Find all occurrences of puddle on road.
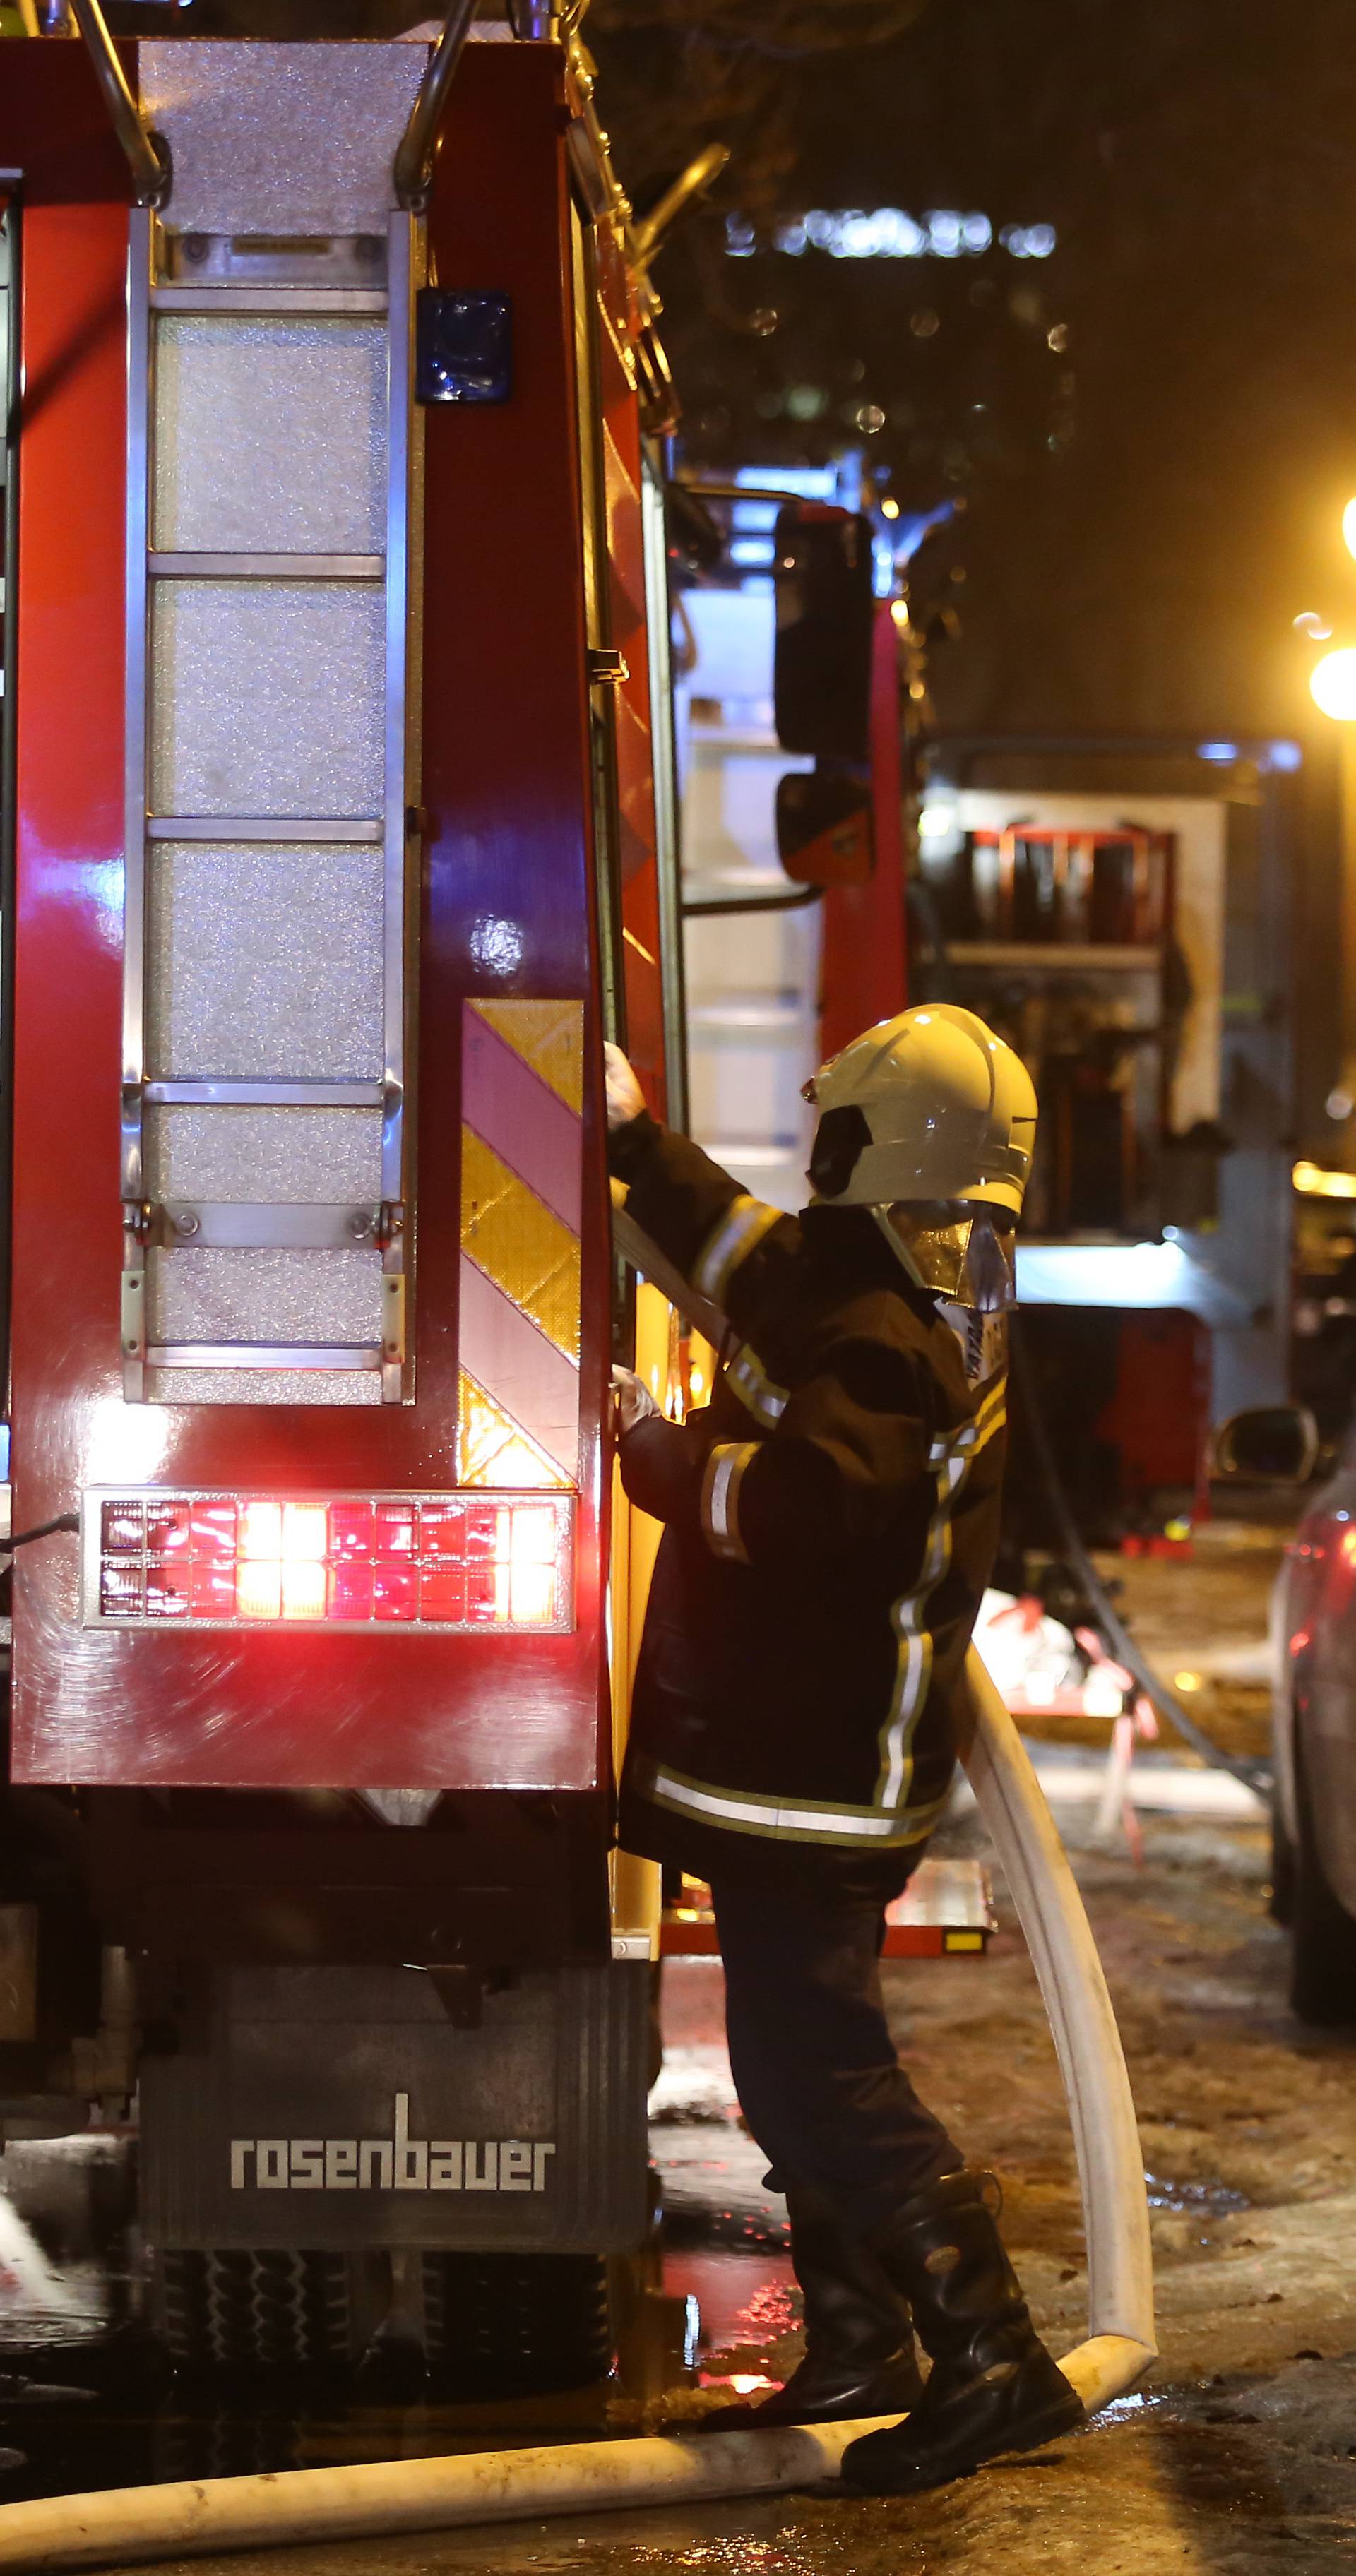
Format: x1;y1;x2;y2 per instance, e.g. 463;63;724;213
662;2249;797;2398
1144;2172;1251;2215
0;2342;634;2503
0;2258;797;2498
663;2249;795;2355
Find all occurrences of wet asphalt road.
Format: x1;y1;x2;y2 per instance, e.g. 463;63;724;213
1;1540;1354;2571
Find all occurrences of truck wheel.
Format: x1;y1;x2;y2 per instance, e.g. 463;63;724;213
421;2252;611;2398
156;2249;352;2379
1290;1735;1356;2025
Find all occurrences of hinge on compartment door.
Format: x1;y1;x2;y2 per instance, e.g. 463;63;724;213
121;1203;152;1397
588;645;629;689
377;1200;406;1398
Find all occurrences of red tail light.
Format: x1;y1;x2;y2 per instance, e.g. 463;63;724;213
85;1490;573;1633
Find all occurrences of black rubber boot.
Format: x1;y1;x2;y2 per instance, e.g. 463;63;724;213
840;2169;1083;2492
709;2181;924;2428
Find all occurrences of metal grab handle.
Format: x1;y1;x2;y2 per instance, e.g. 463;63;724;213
682;884;823;919
69;0;171;210
393;0;480;215
630;143;730;272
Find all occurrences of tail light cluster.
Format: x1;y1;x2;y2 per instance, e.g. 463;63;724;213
85;1490;573;1633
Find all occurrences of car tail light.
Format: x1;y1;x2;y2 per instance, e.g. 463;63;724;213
85;1490;573;1633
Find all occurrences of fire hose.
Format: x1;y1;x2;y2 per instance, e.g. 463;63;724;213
0;1219;1155;2570
1010;1325;1270;1794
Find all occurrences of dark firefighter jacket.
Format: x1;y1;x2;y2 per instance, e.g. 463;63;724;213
609;1110;1009;1892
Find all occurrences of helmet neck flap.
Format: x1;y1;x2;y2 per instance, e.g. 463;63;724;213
871;1203;1018;1313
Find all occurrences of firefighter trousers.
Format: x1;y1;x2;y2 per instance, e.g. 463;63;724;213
709;1864;963;2233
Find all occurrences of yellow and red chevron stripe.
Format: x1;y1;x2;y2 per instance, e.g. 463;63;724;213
457;1001;583;1489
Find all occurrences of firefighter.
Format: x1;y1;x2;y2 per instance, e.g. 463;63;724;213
607;1004;1083;2496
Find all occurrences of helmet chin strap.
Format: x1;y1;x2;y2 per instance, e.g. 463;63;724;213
870;1204;932;1292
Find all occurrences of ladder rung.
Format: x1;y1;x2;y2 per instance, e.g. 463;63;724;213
146;1344;383;1371
143;1080;386;1107
145;818;384;844
151;287;388;316
149;554;385;582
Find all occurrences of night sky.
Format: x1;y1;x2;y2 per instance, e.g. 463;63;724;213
93;0;1356;750
589;0;1356;747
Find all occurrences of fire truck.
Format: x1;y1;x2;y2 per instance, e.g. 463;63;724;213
0;9;699;2385
675;482;1299;1517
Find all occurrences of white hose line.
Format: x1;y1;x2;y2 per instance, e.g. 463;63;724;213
0;2417;890;2571
962;1645;1158;2411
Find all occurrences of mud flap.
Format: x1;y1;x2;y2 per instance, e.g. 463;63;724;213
140;1960;650;2253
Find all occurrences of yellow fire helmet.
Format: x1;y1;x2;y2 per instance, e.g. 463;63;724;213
805;1006;1038;1312
806;1004;1037;1214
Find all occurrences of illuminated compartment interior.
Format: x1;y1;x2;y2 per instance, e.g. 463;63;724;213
88;1492;573;1633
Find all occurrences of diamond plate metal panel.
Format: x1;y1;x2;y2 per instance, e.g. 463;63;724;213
145;1105;383;1204
153;318;387;557
139;41;427;237
144;1366;382;1407
146;1246;383;1347
150;582;385;821
146;843;384;1081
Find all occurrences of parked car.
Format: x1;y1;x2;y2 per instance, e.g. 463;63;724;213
1219;1403;1356;2022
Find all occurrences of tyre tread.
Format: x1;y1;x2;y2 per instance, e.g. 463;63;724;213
422;2251;610;2397
158;2248;351;2375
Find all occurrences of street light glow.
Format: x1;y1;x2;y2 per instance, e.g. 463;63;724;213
1310;646;1356;720
1294;1159;1356;1196
1343;499;1356;562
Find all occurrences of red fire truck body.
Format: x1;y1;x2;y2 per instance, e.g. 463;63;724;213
0;23;684;2366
